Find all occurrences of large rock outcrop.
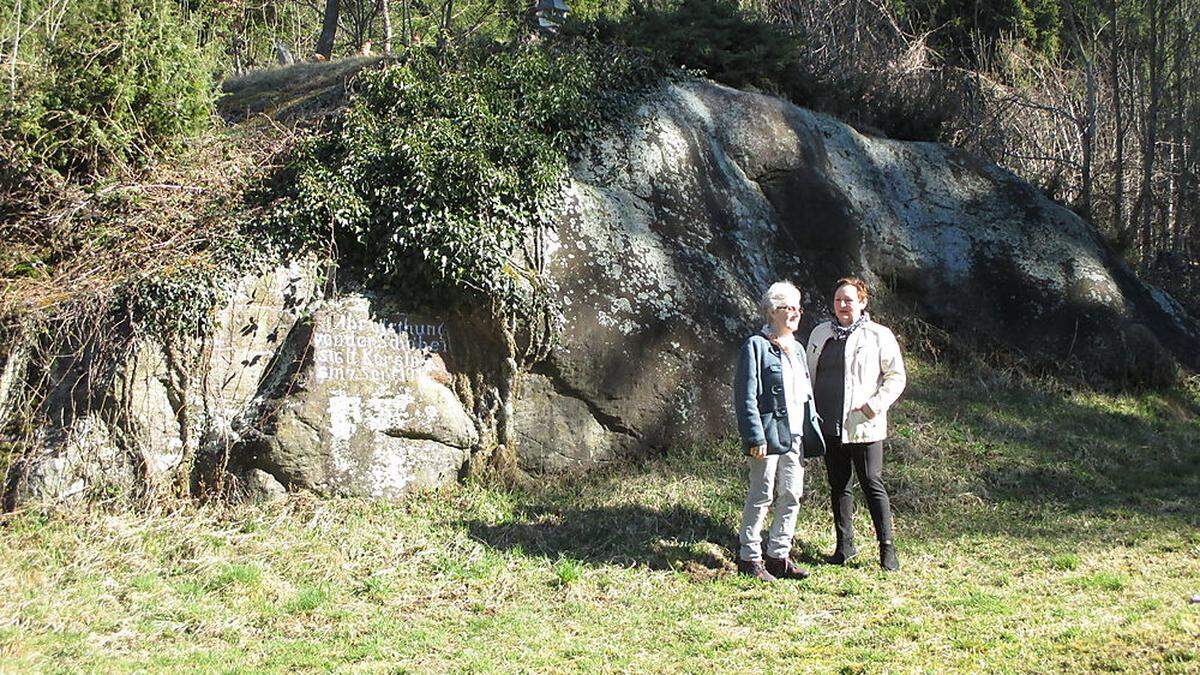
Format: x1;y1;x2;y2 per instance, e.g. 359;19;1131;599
5;79;1199;505
513;79;1199;470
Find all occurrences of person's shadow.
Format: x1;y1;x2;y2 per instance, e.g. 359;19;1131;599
466;501;827;575
465;503;742;573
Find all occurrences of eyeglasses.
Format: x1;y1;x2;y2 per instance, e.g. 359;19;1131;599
774;305;801;313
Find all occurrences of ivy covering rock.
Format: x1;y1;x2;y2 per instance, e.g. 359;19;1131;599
259;40;666;321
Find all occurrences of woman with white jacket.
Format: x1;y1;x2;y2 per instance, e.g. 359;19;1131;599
807;277;906;571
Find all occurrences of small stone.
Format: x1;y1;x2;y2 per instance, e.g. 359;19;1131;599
242;468;288;502
1190;594;1200;604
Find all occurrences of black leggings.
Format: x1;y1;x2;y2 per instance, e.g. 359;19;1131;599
824;437;894;548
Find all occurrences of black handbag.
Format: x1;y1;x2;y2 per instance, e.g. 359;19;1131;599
801;400;827;458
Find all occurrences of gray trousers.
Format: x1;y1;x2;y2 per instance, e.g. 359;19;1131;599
738;450;804;561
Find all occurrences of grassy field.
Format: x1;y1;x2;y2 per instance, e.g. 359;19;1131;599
2;358;1199;672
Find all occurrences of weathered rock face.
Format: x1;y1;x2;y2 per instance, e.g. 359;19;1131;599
6;78;1199;506
8;261;323;505
8;263;482;506
240;296;476;499
13;416;138;504
513;79;1200;468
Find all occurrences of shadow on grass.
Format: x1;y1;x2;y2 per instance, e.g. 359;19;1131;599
462;448;833;570
465;362;1200;564
466;503;739;571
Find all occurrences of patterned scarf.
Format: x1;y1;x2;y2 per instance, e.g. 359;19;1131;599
831;312;870;341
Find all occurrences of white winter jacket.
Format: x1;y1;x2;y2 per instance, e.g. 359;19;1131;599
806;319;906;444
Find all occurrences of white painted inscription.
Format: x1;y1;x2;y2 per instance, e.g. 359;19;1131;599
312;306;450;383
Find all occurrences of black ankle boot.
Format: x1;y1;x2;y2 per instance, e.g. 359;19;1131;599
823;544;859;565
880;541;899;571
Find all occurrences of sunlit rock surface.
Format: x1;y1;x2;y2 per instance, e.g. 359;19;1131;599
513;80;1198;469
8;79;1199;506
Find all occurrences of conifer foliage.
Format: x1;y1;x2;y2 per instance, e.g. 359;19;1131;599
1;0;215;184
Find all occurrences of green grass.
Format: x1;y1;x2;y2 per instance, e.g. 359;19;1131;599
553;557;585;587
1;357;1198;671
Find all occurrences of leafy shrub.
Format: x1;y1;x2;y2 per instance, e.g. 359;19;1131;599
112;225;274;337
565;0;803;96
260;40;664;316
0;0;216;183
895;0;1062;66
564;0;953;141
789;58;964;141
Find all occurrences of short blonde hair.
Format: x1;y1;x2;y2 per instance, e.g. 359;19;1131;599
759;281;802;319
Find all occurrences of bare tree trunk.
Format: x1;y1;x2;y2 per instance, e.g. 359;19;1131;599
403;0;412;46
316;0;340;59
8;0;21;98
1138;0;1162;265
1185;0;1200;257
1077;31;1098;222
1169;0;1189;252
1111;0;1128;247
438;0;454;49
379;0;393;55
1130;49;1145;257
1167;69;1179;253
1188;124;1198;258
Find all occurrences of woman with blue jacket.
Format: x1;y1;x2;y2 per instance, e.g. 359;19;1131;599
733;281;826;582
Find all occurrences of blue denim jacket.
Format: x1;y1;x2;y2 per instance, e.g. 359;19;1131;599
733;334;826;457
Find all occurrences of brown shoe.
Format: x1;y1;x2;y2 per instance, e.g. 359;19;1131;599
736;558;777;582
764;555;811;580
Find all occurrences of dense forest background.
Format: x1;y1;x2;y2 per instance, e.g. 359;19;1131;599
2;0;1199;310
